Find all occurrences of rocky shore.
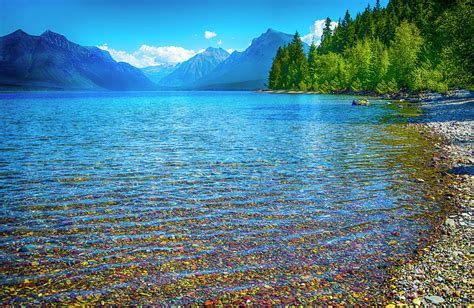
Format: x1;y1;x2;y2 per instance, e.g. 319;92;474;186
257;89;473;305
257;88;472;103
381;96;473;305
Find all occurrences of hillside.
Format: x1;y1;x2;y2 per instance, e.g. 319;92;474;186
0;30;155;90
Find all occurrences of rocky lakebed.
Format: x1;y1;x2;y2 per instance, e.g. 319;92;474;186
380;94;473;305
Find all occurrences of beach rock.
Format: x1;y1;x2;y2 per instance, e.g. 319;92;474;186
413;298;421;305
425;295;445;304
447;89;472;98
445;218;456;228
380;101;473;305
352;99;369;106
18;244;37;253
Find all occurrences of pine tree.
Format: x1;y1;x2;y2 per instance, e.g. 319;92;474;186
267;0;473;94
279;46;290;89
319;17;334;54
287;32;309;90
307;41;318;90
375;0;382;12
342;10;355;49
269;47;283;89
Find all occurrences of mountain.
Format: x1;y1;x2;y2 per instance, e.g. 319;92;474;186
0;30;155;90
141;64;177;84
192;29;309;90
158;47;229;87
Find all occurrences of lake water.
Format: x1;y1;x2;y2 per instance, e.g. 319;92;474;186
0;91;442;304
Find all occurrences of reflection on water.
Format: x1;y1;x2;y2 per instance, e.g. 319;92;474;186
0;91;441;304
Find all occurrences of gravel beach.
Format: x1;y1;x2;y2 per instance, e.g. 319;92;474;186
381;96;473;305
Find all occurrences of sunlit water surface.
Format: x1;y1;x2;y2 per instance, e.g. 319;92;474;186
0;91;441;304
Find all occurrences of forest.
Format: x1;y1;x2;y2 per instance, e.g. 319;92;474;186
268;0;473;94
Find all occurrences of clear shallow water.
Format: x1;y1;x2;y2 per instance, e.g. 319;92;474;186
0;91;441;304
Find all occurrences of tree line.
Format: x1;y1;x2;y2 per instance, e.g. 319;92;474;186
269;0;473;94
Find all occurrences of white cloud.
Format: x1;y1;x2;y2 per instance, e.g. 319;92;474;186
226;48;235;54
217;39;223;45
204;30;217;39
138;45;197;64
97;44;199;68
301;19;338;46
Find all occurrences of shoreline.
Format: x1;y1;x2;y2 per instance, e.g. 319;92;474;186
256;89;473;102
380;99;473;304
260;89;473;304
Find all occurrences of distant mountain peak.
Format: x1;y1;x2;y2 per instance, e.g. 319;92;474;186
41;30;63;38
12;29;27;36
251;28;289;45
0;29;155;90
39;30;71;48
5;29;29;39
205;46;226;52
201;47;229;58
265;28;279;34
158;46;229;87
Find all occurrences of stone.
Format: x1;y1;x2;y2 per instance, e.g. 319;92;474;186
425;295;445;305
18;245;36;253
445;218;456;228
352;99;369;106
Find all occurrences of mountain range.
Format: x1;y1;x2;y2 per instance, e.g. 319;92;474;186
192;29;309;90
0;28;307;91
0;30;154;90
141;64;177;84
158;47;229;88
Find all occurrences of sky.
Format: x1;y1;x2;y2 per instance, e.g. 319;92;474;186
0;0;388;67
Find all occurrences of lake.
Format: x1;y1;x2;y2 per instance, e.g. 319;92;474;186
0;91;443;304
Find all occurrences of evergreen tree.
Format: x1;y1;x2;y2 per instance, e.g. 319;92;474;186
269;47;283;89
319;17;334;54
287;32;309;90
343;10;355;49
307;41;318;90
375;0;382;12
279;46;291;88
388;21;424;90
333;10;354;52
268;0;473;93
435;0;473;87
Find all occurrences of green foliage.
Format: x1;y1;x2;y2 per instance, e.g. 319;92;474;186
350;79;363;92
345;39;374;89
269;47;283;89
313;52;348;93
307;41;318;90
388;21;424;90
376;78;399;94
413;59;448;93
268;0;473;93
434;0;473;87
268;32;309;91
319;18;335;54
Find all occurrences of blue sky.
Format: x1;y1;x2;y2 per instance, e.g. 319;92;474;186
1;0;388;67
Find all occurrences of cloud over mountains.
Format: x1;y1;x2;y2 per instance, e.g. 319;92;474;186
98;44;202;68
